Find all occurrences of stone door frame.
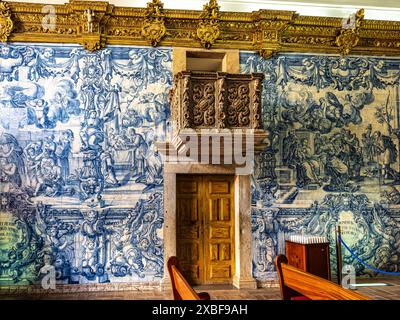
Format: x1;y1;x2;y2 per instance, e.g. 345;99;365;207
161;163;257;289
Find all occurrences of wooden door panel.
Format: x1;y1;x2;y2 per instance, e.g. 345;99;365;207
210;243;219;261
209;181;230;194
210;198;231;221
210;264;232;279
219;243;231;261
177;175;235;285
178;242;199;262
177;198;200;238
176;175;204;284
209;226;230;239
209;243;231;261
177;180;198;194
204;176;235;284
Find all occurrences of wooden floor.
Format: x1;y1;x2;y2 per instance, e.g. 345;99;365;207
3;277;400;300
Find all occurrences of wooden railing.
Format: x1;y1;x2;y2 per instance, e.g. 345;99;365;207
275;254;371;300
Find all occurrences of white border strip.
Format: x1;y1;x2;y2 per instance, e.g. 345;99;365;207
7;0;400;21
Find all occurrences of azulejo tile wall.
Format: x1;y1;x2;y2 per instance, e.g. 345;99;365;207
2;43;400;288
0;44;172;285
241;52;400;280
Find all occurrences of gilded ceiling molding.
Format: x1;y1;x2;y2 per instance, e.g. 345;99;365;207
72;0;112;52
141;0;166;47
0;1;13;43
252;10;297;59
3;0;400;56
335;9;364;55
196;0;221;49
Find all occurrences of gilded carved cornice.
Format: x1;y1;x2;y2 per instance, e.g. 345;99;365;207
197;0;220;49
141;0;166;47
2;0;400;56
335;9;364;55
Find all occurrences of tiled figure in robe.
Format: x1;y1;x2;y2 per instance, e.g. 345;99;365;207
0;133;24;191
80;61;106;119
48;80;80;126
128;128;148;183
101;147;119;187
103;83;122;132
55;130;74;181
34;157;62;197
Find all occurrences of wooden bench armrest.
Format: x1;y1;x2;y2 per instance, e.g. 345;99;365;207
167;256;211;300
274;254;371;300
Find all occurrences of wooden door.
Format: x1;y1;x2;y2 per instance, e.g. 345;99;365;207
176;175;235;285
176;175;204;284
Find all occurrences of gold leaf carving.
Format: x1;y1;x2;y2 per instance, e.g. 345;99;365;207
0;1;13;43
259;49;275;59
197;0;220;49
141;0;166;47
81;33;105;51
336;9;364;55
78;6;109;52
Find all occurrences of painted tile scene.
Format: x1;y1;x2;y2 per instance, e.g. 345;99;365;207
1;0;400;303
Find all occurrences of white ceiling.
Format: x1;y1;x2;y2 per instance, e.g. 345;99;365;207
9;0;400;21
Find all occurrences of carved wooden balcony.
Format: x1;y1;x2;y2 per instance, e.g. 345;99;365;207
170;71;265;131
157;71;269;167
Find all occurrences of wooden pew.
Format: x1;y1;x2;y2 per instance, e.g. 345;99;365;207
167;256;211;300
275;254;371;300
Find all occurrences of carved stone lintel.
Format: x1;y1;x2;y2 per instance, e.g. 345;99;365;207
141;0;166;47
0;1;13;43
336;9;364;55
197;0;220;49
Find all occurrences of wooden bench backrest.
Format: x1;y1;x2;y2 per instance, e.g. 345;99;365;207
167;256;202;300
275;254;371;300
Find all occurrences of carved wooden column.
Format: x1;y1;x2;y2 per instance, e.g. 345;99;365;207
251;74;263;130
216;73;227;129
181;72;193;129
